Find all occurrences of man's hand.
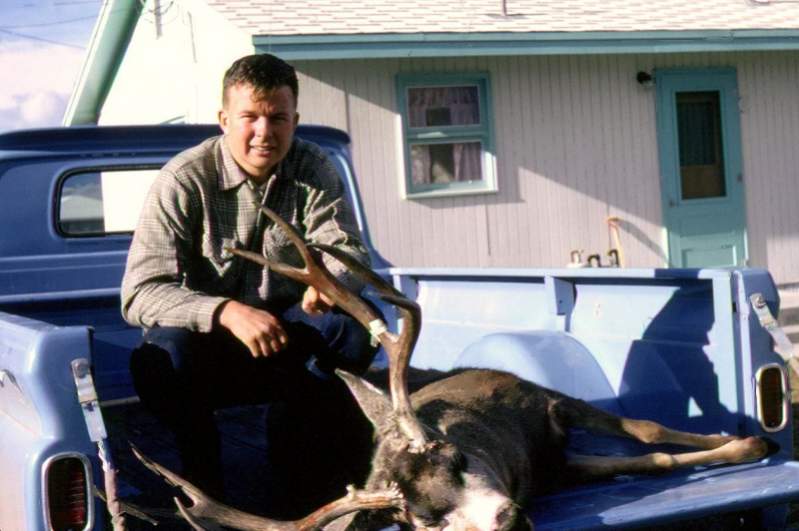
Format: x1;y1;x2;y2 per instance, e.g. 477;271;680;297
216;300;288;358
302;286;335;316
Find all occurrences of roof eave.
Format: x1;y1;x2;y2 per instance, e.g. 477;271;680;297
253;29;799;60
63;0;143;126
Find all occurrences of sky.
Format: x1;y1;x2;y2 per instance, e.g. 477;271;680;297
0;0;101;132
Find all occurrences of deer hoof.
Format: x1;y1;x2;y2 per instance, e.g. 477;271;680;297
726;436;777;463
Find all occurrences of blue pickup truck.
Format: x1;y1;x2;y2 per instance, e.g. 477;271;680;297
1;124;799;530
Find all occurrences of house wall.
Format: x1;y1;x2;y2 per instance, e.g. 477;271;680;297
293;52;799;285
99;33;799;284
100;0;251;124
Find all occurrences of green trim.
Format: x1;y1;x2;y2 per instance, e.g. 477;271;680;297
396;73;496;198
63;0;144;125
254;29;799;59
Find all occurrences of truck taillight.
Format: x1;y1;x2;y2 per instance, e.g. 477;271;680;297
756;364;789;433
45;455;92;531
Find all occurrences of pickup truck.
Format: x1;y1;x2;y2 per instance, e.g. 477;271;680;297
1;123;799;531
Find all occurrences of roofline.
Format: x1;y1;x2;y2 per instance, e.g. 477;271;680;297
63;0;143;126
254;29;799;59
63;18;799;125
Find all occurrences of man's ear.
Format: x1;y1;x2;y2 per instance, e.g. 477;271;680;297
293;112;300;129
218;108;229;133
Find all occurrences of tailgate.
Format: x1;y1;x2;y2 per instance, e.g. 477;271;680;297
532;459;799;529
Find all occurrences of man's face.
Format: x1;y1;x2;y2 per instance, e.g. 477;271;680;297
218;83;299;182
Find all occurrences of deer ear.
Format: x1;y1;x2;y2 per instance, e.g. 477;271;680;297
335;369;392;430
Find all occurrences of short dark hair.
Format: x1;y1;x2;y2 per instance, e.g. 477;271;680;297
222;53;299;107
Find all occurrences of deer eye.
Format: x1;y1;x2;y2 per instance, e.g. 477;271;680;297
415;515;448;528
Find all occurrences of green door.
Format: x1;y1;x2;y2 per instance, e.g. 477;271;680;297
655;68;747;267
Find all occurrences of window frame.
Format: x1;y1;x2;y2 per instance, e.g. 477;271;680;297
396;73;497;199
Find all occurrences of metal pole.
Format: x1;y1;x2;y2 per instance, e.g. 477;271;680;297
72;359;127;531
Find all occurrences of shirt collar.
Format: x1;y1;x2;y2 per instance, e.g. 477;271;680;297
217;136;250;191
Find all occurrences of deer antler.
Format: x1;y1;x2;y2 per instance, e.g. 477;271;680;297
131;445;404;531
228;206;427;449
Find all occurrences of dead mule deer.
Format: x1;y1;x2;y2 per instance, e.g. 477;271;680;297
135;206;775;531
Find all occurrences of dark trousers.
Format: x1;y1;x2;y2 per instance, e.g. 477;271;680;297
129;305;378;509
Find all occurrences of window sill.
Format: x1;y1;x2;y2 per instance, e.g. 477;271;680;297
403;185;498;200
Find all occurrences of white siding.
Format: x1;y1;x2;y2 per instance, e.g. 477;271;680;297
101;0;252;125
738;52;799;287
294;52;799;285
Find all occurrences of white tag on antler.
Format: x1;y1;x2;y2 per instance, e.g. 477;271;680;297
369;319;388;345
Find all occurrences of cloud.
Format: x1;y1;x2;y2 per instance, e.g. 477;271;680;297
20;91;69;127
0;41;85;131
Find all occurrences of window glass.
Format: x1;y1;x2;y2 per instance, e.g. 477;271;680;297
676;91;726;200
407;86;480;127
398;75;495;198
410;141;482;185
59;168;159;235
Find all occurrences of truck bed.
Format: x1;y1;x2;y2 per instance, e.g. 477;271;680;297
105;402;275;530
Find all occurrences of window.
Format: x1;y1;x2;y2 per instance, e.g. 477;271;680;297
58;168;159;236
676;91;726;200
397;74;496;198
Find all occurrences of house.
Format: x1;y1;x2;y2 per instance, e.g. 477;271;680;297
65;0;799;287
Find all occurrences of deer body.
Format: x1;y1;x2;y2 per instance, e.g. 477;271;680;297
406;369;566;501
342;366;771;531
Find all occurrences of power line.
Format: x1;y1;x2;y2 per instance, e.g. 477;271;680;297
0;27;84;48
0;14;97;29
53;1;102;5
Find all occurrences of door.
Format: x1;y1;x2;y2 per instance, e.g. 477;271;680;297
655;68;747;268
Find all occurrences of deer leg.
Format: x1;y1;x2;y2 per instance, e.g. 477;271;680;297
565;436;770;481
549;396;737;450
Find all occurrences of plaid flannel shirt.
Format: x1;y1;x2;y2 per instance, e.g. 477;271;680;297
121;134;369;332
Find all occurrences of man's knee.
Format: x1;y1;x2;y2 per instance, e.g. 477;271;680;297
135;327;197;368
129;327;198;404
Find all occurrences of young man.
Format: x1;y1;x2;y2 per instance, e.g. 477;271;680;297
121;54;376;507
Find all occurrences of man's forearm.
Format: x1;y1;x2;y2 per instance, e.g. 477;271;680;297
122;281;229;332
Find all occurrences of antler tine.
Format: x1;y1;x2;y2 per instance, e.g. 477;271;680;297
308;243;405;300
294;484;405;530
309;244;425;444
230;207;428;447
132;445;405;531
230;206;383;332
308;244;423;357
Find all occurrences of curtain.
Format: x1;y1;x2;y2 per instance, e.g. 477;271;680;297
407;86;483;185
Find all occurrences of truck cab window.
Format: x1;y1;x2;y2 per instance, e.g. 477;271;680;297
59;168;159;236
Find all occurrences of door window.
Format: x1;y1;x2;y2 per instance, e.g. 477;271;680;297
676;91;726;200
